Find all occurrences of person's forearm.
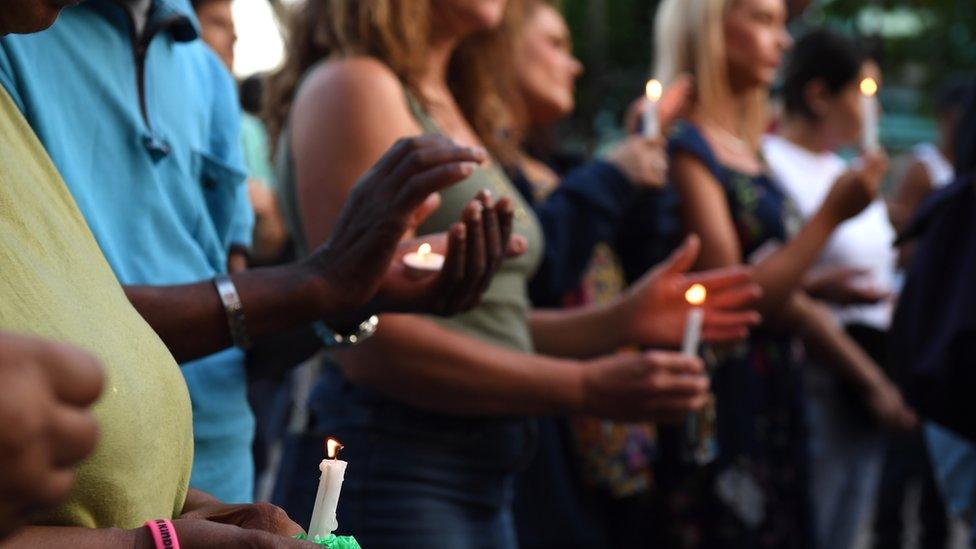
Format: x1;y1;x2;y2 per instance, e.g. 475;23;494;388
752;209;838;319
126;261;358;363
788;292;885;391
336;314;584;416
529;303;629;359
1;526;142;549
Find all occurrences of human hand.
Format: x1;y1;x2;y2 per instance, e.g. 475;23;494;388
865;378;918;432
804;266;890;306
0;332;103;538
180;501;305;538
615;235;762;348
375;190;527;316
624;74;695;135
821;149;888;225
133;519;315;549
582;350;710;422
303;135;488;315
604;136;669;189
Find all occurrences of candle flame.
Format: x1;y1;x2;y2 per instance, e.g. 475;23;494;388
325;436;344;460
860;77;878;97
418;243;432;258
645;79;663;102
685;283;707;306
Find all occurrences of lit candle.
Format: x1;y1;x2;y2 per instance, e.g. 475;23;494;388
681;283;706;355
642;79;663;140
860;77;880;151
403;242;445;273
680;283;717;464
308;437;347;539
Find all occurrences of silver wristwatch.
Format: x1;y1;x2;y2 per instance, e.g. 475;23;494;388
314;315;380;347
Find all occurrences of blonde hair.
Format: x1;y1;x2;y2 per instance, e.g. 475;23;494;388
263;0;430;159
264;0;523;166
653;0;768;149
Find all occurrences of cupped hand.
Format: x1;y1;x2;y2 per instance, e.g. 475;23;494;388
582;350;710;422
822;149;889;225
304;135;488;315
375;190;527;316
615;235;762;348
0;332;103;538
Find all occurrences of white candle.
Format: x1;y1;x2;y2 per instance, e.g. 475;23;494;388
860;77;880;151
681;283;706;356
308;437;348;539
642;79;663;140
680;283;716;464
403;242;445;273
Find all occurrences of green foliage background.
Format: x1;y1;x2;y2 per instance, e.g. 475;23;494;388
557;0;975;151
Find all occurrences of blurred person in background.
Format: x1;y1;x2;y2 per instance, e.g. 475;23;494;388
762;28;916;549
654;0;914;546
498;1;696;547
193;0;290;266
264;0;762;545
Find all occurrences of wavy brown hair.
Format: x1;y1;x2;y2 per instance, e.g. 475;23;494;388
263;0;524;166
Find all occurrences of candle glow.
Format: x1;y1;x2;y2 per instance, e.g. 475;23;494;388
645;79;663;102
685;284;707;306
860;77;878;97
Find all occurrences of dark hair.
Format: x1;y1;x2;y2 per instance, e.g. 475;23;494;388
782;28;865;120
239;74;264;116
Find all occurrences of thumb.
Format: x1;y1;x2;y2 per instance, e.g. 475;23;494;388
662;234;701;275
407;192;442;232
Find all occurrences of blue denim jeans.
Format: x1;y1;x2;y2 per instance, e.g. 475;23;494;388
274;367;534;548
805;362;885;549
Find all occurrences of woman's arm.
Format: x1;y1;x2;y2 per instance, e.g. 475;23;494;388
338;314;708;421
294;57;708;421
888;160;934;235
788;292;917;429
530;235;761;358
671;150;886;320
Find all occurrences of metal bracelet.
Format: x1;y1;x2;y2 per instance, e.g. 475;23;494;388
213;274;252;350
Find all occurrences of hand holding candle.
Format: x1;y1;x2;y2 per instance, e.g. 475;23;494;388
860;77;880;151
308;437;348;539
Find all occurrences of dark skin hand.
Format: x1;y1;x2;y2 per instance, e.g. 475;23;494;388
0;332;103;539
126;135;524;363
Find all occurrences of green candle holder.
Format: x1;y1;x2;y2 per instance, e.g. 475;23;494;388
293;533;362;548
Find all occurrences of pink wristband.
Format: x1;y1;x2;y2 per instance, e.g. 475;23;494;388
144;519;180;549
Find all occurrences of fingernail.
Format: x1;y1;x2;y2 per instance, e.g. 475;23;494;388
462;162;478;174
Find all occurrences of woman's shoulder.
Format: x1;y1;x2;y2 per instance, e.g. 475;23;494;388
667;120;722;176
291;56;419;137
294;56;407;117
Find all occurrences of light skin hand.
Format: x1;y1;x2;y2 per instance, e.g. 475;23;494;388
615;235;762;348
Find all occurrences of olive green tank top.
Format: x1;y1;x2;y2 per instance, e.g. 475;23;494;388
404;92;544;352
276;87;543;352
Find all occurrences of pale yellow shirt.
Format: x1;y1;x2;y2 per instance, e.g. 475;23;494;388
0;86;193;528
